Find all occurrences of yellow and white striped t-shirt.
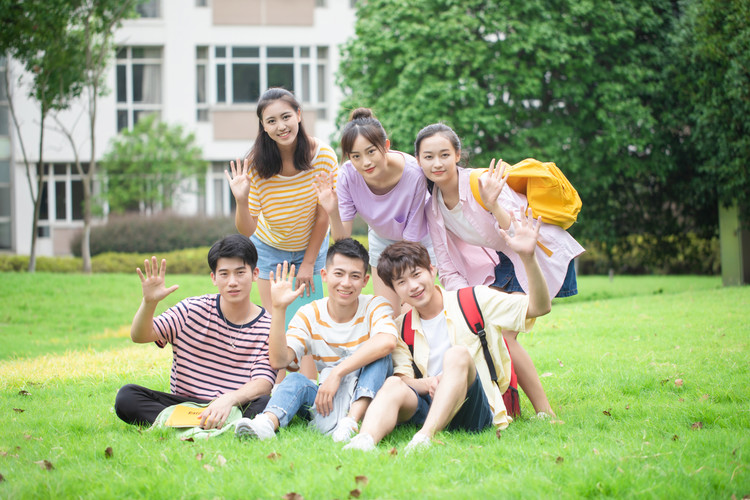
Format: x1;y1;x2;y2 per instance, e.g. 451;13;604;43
285;295;397;373
248;142;338;252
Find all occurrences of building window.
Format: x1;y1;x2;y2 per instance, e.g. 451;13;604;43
37;163;89;224
195;0;208;6
116;47;163;132
137;0;161;18
213;45;328;108
205;162;236;216
196;46;209;122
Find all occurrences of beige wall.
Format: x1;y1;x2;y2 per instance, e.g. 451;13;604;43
53;227;79;256
213;109;317;141
213;0;314;26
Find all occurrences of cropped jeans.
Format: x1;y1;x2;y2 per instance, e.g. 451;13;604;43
264;355;392;428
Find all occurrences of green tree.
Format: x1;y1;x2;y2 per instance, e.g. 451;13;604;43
338;0;701;251
101;114;206;214
0;0;86;271
666;0;750;223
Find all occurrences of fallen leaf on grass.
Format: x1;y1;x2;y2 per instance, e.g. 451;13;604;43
12;408;24;413
540;372;553;378
23;435;42;441
195;453;203;461
674;379;684;387
701;394;710;401
625;405;630;410
267;452;281;461
602;410;612;417
216;455;227;467
34;460;54;470
104;447;113;459
691;422;703;430
389;447;398;456
282;493;303;500
678;398;685;402
556;456;564;463
203;464;214;472
349;489;361;498
180;436;194;442
496;428;502;439
550;419;565;425
355;476;368;486
0;473;4;482
18;390;30;396
660;379;670;385
592;448;599;455
672;435;679;441
557;359;564;367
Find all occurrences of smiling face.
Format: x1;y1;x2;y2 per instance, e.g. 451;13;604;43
391;264;438;313
417;133;460;189
261;99;302;148
211;257;258;305
321;253;369;310
347;135;390;181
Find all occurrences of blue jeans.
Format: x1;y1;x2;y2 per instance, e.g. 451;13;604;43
264;355;393;428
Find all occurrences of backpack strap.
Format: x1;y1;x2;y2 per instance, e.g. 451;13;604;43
399;311;423;379
457;287;498;383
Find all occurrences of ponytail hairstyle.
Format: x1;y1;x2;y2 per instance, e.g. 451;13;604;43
414;123;463;194
247;88;313;179
340;107;388;159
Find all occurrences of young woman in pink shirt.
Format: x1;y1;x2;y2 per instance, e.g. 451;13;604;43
414;122;584;418
314;108;434;314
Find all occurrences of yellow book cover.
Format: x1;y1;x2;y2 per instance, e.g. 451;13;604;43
164;404;204;428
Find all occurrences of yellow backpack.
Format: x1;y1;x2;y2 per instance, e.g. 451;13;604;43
469;158;582;230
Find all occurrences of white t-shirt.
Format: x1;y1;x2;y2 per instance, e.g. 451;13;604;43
436;189;488;247
420;311;451;377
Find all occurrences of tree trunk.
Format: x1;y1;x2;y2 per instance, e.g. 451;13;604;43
28;107;47;273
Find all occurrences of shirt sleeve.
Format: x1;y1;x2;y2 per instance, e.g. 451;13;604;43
152;300;190;348
247;172;262;217
337;164;358;222
401;168;429;242
285;307;313;371
366;297;398;338
476;286;534;332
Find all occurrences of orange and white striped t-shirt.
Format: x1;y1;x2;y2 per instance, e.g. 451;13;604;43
247;142;338;252
285;294;397;373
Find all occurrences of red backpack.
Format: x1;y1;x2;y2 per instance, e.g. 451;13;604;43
400;287;520;418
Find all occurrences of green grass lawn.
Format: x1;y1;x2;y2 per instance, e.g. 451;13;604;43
1;273;748;498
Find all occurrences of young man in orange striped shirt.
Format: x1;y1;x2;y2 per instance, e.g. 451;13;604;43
235;238;397;443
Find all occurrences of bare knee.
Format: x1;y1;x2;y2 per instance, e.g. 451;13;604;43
443;345;473;373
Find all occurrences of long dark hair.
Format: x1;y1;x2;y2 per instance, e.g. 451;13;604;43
414;123;463;194
247;88;314;179
340;108;388;159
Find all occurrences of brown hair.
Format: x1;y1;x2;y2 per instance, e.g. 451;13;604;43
376;241;432;290
340;107;388;159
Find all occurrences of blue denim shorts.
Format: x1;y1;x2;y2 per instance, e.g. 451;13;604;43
492;251;578;298
251;233;329;280
404;375;493;433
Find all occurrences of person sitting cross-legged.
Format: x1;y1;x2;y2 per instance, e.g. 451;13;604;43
114;234;276;430
235;238;397;443
344;209;551;453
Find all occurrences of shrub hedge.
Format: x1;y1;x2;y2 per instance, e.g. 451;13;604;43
2;232;717;275
70;214;238;256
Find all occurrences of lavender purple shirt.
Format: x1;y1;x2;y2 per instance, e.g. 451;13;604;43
337;151;429;242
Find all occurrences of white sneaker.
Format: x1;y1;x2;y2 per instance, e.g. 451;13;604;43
342;433;376;452
235;414;276;440
331;416;359;443
404;432;431;454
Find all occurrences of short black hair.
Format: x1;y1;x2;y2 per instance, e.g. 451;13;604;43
207;234;258;273
326;238;369;273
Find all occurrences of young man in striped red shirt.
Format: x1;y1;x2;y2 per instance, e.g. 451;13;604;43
235;238;398;443
114;234;276;429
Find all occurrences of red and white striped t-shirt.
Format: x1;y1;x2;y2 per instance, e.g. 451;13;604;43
153;294;276;399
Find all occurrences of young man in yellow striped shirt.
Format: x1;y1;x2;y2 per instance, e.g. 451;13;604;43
235;238;397;442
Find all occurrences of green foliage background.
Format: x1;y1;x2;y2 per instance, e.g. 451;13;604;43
337;0;750;254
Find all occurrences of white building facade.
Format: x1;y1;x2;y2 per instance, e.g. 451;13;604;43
1;0;356;256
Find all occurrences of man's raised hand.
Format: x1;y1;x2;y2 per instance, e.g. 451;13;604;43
137;256;179;304
270;261;306;310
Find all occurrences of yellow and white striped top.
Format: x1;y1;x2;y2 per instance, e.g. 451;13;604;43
286;295;397;373
248;142;338;251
